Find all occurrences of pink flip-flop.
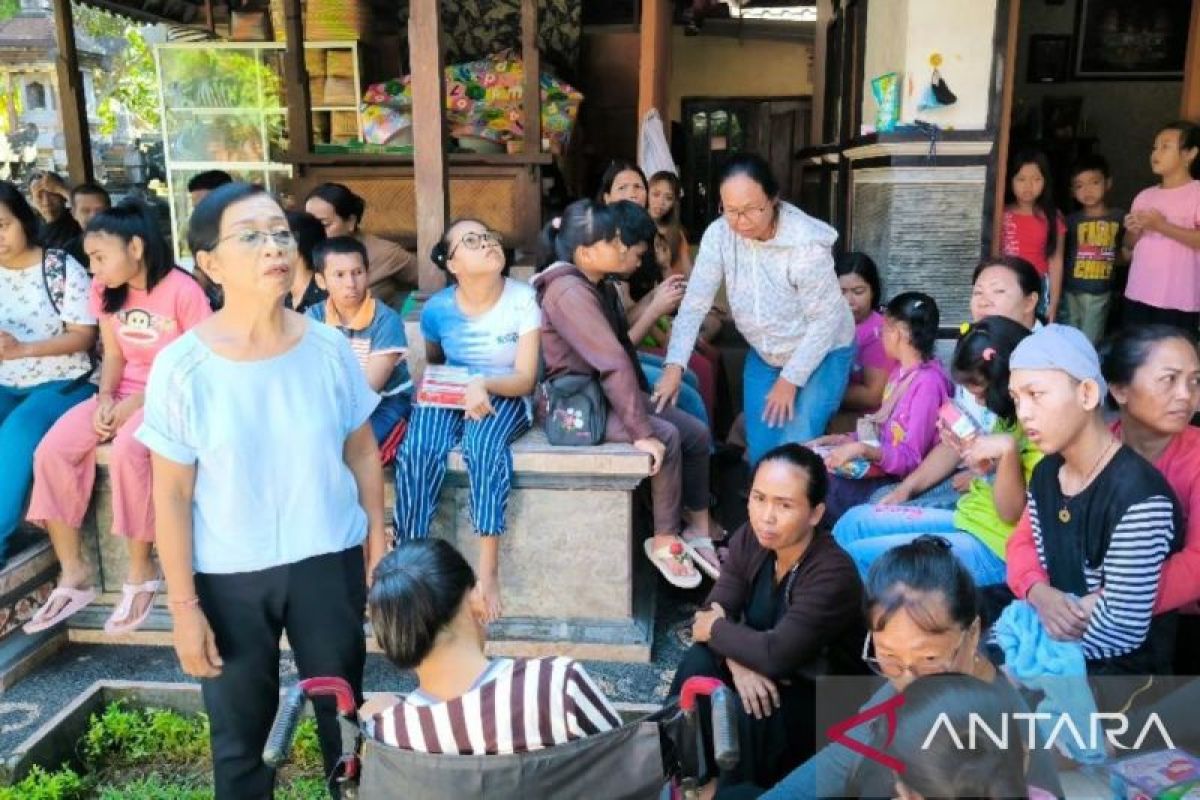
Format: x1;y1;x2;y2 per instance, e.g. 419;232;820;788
103;579;163;636
23;586;98;634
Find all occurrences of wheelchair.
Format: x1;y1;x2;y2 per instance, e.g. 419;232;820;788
263;675;740;799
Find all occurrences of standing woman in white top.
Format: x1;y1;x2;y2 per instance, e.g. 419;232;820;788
653;154;856;465
137;184;387;798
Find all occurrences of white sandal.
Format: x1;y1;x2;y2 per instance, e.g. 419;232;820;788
103;579;163;635
643;538;702;589
681;536;721;581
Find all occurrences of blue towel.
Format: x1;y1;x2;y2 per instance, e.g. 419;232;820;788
991;600;1106;764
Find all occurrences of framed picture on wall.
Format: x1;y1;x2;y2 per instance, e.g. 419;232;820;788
1027;35;1072;83
1074;0;1191;79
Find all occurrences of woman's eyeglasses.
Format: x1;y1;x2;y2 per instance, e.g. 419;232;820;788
216;229;297;250
448;230;502;258
861;628;970;679
719;203;771;223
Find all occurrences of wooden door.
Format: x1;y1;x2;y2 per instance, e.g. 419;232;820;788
679;96;812;237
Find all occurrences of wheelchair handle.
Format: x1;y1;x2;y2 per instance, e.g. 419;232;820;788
710;685;740;773
263;677;357;768
679;677;724;713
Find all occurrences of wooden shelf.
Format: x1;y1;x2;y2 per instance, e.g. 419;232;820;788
287;151;555;167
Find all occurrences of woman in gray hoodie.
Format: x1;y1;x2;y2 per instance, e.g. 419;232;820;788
653;154;855;467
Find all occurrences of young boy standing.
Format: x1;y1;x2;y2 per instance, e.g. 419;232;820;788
307;236;412;443
1062;155;1123;344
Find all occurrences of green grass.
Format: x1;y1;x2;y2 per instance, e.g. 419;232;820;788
1;701;327;799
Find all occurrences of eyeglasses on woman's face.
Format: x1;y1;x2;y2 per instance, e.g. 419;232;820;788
448;230;502;259
861;627;970;679
216;228;297;251
719;203;771;223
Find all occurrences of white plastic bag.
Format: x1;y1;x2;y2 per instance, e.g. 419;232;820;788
638;108;676;178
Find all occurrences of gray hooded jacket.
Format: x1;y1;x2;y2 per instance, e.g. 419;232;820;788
665;201;855;387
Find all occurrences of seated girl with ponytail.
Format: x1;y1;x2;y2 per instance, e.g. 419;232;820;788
833;316;1040;585
533;199;715;589
392;219;540;624
24;199;211;635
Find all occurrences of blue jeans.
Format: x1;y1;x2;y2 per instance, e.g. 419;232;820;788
832;504;1007;585
744;344;854;465
369;392;411;444
639;357;709;428
0;379;96;551
867;474;963;510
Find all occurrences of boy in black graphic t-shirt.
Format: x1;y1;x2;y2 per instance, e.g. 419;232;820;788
1063;155;1124;344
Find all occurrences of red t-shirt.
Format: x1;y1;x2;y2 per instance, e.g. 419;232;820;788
1002;209;1066;276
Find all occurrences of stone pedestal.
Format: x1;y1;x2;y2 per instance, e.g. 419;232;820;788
73;433;656;662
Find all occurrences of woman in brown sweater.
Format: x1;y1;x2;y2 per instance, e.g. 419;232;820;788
533;199;713;589
673;442;864;791
304;183;416;308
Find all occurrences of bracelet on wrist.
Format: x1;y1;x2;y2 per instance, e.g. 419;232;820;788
169;597;200;610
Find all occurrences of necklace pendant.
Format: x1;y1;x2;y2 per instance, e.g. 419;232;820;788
1058;507;1072;524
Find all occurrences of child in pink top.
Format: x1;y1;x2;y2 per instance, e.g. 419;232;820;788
25;201;211;636
1123;120;1200;332
1002;151;1066;322
836;253;897;415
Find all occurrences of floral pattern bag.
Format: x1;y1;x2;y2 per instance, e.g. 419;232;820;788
542;374;606;447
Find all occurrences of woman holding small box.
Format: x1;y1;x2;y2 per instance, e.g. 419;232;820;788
393;219;540;624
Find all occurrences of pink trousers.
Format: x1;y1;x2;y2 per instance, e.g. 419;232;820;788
27;395;154;542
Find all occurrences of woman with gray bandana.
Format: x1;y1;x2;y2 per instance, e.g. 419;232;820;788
1007;324;1181;677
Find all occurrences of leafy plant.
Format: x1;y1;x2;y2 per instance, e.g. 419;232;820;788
81;701;210;770
95;775;212;800
0;765;88;800
6;702;323;797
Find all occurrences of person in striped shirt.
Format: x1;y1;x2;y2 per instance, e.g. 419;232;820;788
1006;325;1182;676
364;539;622;755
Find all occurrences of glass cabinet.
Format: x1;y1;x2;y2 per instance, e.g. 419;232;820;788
155;41;362;261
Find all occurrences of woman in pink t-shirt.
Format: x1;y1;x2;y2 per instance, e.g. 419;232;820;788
836;252;897;416
1124;120;1200;333
1001;150;1066;322
25;201;211;636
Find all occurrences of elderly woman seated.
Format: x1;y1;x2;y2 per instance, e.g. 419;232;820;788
363;539;621;755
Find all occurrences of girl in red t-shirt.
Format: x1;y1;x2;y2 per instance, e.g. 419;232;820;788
1001;150;1066;322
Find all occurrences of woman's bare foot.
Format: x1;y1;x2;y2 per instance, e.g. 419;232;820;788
478;574;503;624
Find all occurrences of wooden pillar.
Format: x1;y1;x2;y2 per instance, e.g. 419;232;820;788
51;0;93;185
990;0;1020;255
409;0;449;292
282;0;313;162
521;0;541;154
637;0;671;127
516;0;542;247
811;0;833;144
3;72;16;138
1182;0;1200;120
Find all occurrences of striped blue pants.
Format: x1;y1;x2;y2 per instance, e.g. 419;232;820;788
393;396;529;540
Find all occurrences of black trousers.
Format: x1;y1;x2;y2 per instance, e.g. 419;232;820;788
196;546;367;800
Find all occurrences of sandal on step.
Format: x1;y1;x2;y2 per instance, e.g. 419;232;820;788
103;579;163;635
681;536;721;581
23;586;98;634
643;538;702;590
